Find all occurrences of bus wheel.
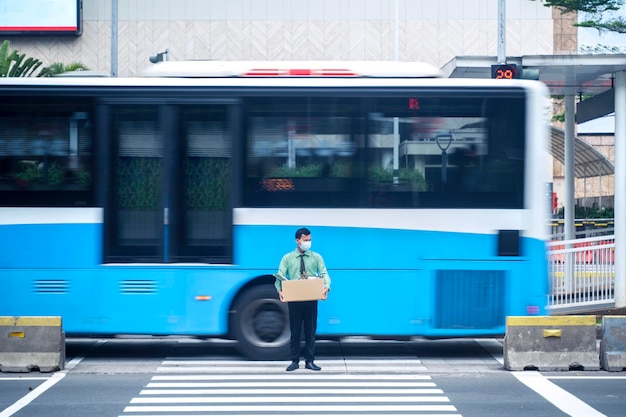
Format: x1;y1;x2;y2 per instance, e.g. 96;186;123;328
231;284;290;360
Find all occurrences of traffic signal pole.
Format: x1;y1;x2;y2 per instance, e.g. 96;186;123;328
615;72;626;308
498;0;505;64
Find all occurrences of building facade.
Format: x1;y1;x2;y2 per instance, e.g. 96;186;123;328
4;0;569;77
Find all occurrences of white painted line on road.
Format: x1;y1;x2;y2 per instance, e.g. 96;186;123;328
123;404;458;413
156;365;428;373
513;371;607;417
152;373;432;380
0;373;67;417
130;395;450;403
158;358;427;373
140;387;445;395
120;415;463;417
477;338;608;416
0;351;89;417
119;414;462;417
548;375;626;380
147;381;437;388
161;359;423;365
0;377;48;381
475;338;504;365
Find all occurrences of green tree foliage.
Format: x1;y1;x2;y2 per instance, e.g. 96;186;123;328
39;61;90;77
0;40;44;77
555;205;614;219
534;0;626;33
579;43;626;53
1;40;89;77
542;0;623;14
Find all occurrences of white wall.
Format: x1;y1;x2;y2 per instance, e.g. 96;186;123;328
6;0;554;76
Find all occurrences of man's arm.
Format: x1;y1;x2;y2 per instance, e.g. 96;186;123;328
275;254;290;299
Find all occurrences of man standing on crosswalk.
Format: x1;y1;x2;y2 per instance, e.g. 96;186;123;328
275;227;331;371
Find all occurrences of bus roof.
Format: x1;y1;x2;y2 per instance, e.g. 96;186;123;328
0;75;548;97
139;60;443;78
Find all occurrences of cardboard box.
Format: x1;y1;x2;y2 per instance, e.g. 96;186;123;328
281;278;324;302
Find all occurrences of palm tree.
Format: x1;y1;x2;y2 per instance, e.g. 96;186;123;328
0;40;89;77
40;61;90;77
0;40;44;77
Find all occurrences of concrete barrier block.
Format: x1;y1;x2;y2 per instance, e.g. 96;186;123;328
0;316;65;373
504;315;599;371
600;316;626;372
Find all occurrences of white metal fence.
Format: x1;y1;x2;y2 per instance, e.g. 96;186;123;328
546;235;615;313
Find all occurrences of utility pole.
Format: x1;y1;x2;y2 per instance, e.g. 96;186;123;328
394;0;399;61
111;0;118;77
498;0;505;64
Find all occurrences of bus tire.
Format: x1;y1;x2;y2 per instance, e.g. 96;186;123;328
231;284;290;360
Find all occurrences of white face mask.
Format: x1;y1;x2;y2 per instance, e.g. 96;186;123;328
299;240;312;251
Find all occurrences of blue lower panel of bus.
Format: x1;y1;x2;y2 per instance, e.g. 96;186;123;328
0;223;101;268
315;258;543;338
1;222;547;338
435;269;505;329
239;224;547;338
3;266;519;337
1;266;252;336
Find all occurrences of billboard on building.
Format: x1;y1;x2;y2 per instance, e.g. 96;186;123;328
0;0;82;36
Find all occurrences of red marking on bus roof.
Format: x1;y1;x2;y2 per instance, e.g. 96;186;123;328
243;68;358;77
288;68;312;76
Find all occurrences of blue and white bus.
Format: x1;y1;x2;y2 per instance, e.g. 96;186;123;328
0;61;549;359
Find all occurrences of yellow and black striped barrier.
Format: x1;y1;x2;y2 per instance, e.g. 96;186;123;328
504;316;599;371
0;316;65;373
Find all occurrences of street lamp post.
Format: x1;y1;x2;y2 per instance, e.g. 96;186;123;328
111;0;118;77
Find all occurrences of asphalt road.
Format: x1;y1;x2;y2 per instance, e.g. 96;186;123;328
1;337;625;417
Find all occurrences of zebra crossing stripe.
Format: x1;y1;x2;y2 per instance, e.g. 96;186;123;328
157;358;427;373
123;404;458;413
140;388;444;395
160;359;424;365
120;414;462;417
146;381;438;388
130;395;450;403
151;374;433;380
120;359;459;417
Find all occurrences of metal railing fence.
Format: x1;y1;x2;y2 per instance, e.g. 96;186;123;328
546;235;615;313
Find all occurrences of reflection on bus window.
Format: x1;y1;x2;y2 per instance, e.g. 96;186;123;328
367;96;525;208
0;98;93;206
242;94;525;209
244;97;362;208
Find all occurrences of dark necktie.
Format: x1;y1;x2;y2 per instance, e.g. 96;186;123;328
300;254;305;276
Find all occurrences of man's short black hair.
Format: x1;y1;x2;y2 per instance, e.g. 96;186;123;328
295;227;311;239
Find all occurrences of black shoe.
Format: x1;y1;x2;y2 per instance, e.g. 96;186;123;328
286;361;299;371
305;361;321;371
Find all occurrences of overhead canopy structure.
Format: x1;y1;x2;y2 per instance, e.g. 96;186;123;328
550;126;614;178
441;54;626;96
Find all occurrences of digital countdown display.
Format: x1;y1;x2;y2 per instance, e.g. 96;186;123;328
0;0;82;36
491;64;518;79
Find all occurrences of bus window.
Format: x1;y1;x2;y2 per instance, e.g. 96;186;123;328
105;107;163;262
171;105;232;262
0;97;94;207
244;97;362;208
367;94;525;209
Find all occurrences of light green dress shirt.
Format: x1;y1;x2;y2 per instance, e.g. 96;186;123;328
275;248;331;292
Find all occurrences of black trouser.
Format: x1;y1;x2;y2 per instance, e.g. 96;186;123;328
287;300;318;363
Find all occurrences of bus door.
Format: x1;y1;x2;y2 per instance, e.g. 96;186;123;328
99;101;237;264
